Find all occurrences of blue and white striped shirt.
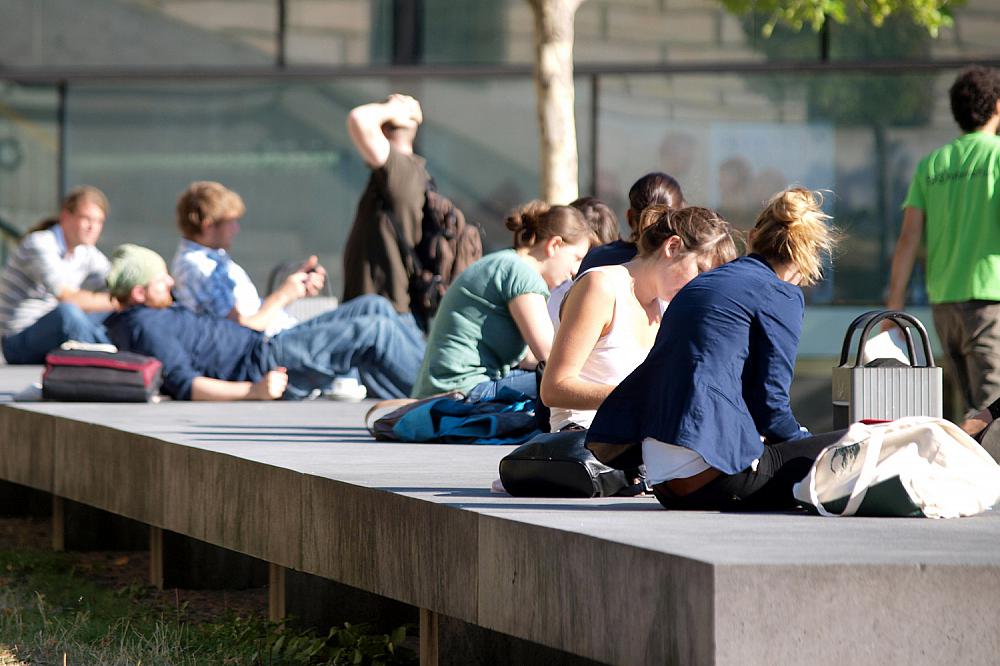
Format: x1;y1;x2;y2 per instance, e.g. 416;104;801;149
170;239;296;336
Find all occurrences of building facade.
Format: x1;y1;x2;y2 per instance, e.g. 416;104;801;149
1;0;999;306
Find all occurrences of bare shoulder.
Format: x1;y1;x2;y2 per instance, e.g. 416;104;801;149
574;267;622;298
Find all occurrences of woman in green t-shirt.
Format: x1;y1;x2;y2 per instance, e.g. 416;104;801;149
412;201;596;400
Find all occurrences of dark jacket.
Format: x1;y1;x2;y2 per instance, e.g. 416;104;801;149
342;147;429;312
106;305;270;400
578;239;637;274
587;255;807;474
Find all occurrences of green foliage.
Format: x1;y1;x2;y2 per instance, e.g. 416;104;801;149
720;0;964;37
0;547;417;665
324;622;416;665
735;6;935;126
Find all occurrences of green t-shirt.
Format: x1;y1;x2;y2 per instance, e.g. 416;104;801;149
412;249;549;397
903;131;1000;303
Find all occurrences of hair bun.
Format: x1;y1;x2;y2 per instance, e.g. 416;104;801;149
768;187;826;227
751;187;837;286
505;200;551;246
506;200;547;231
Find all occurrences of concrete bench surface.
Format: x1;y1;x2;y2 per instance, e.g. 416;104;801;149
1;366;998;665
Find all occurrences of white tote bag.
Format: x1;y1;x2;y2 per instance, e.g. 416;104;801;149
793;416;1000;518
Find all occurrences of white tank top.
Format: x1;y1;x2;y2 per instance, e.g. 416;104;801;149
548;265;659;430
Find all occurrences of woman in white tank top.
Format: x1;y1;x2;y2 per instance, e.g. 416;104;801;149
541;205;738;431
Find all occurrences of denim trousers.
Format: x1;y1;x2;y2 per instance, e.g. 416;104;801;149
1;303;111;365
466;368;538;402
652;429;848;512
267;295;426;400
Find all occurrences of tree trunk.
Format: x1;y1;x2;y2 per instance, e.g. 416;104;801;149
529;0;584;204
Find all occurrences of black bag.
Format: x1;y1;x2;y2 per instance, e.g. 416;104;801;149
499;429;644;498
43;349;163;402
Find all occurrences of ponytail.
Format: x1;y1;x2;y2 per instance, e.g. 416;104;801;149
749;187;839;286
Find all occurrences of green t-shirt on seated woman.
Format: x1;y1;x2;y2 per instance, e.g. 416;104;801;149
412;249;549;398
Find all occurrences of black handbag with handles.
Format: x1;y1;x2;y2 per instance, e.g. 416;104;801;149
499;429;645;498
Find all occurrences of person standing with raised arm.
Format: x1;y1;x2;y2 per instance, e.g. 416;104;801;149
343;94;429;314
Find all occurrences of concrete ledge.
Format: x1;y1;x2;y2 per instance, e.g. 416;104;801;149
0;367;998;664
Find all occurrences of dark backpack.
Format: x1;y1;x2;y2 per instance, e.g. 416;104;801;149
408;191;483;331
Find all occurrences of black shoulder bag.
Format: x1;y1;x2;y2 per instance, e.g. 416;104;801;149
499;429;647;498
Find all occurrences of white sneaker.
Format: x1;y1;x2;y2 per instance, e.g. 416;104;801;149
324;377;368;402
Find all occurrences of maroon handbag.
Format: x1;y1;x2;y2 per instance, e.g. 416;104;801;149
43;349;163;402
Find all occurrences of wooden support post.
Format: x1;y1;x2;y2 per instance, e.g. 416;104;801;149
51;496;64;552
419;608;439;666
268;563;286;622
149;526;163;590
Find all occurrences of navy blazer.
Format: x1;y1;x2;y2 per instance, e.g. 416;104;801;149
578;239;638;273
587;254;807;474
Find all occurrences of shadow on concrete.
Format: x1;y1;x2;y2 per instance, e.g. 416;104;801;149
188;436;374;443
182;425;529;446
379;487;664;510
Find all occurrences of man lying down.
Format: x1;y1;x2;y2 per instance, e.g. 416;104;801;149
103;244;424;401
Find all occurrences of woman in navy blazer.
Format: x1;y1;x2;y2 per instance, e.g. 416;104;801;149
587;187;841;511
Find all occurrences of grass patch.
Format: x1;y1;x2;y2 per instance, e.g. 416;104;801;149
0;547;416;665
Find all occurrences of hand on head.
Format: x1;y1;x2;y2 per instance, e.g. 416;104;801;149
386;93;422;127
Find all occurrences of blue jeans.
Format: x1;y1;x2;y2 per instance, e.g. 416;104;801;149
267;295;426;399
1;303;111;365
466;368;538;402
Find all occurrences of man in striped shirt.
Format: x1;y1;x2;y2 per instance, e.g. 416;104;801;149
0;186;117;364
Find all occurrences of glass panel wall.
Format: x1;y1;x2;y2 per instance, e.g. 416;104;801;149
595;69;963;305
65;80;363;292
61;77;592;296
0;83;59;236
2;0;997;305
52;66;977;305
418;76;594;241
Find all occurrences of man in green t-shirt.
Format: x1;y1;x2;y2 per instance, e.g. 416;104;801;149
886;66;1000;421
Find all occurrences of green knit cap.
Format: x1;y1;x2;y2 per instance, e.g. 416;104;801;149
106;244;168;299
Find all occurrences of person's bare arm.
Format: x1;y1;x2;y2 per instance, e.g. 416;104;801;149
346;94;422;168
961;409;992;437
508;293;555;366
882;207;925;330
540;273;617;410
57;287;118;312
190;368;288;401
232;257;325;332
